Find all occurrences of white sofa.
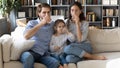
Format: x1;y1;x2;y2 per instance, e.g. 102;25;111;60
1;27;120;68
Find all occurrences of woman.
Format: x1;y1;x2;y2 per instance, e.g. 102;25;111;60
64;2;106;63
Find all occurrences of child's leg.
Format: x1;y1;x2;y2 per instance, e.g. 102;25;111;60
59;53;67;65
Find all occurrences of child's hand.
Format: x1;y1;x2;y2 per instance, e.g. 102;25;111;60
54;46;60;51
62;27;69;34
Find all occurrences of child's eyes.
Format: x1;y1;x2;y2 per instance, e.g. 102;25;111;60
58;26;65;28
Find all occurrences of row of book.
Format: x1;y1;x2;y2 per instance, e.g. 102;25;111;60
103;17;117;27
50;0;75;5
18;8;36;18
75;0;85;5
102;0;118;5
52;9;69;18
21;0;33;5
86;12;96;22
86;0;101;5
103;9;119;16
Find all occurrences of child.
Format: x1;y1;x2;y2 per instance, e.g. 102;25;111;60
50;19;75;68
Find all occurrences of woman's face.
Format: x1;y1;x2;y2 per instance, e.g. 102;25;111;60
70;5;81;17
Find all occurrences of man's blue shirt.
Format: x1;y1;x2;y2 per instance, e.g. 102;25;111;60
24;18;54;55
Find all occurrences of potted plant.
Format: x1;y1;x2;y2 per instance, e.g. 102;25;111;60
0;0;21;17
0;0;21;32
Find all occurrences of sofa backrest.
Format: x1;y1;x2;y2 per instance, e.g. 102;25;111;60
88;28;120;53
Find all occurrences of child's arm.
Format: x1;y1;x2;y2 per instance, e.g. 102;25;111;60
50;36;60;52
67;32;75;42
63;27;75;42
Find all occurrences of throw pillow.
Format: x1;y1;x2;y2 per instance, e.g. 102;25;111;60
10;39;35;60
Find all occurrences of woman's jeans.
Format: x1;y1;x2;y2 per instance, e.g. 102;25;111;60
20;51;60;68
64;41;92;63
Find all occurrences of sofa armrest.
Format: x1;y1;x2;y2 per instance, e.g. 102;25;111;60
0;38;3;68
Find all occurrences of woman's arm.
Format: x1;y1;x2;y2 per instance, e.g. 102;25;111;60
80;22;89;42
75;21;82;42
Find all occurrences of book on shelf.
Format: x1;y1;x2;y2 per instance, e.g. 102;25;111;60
110;0;118;5
21;0;33;5
102;0;110;5
52;9;69;18
57;0;62;5
76;0;85;5
102;0;118;5
103;17;111;27
103;9;118;16
18;12;25;18
28;8;32;17
106;9;113;16
86;12;96;22
115;9;119;16
51;0;57;5
86;0;101;5
50;0;75;5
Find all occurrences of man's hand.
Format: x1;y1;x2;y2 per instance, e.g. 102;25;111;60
43;14;51;24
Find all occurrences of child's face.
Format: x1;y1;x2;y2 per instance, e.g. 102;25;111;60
56;22;65;34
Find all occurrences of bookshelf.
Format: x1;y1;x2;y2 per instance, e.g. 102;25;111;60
16;0;47;21
17;0;119;29
47;0;119;29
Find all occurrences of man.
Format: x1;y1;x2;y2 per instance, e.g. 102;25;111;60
20;3;61;68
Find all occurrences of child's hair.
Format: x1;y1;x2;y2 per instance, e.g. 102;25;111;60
53;19;66;34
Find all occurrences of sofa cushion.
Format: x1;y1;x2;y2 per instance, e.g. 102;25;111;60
1;34;12;62
106;58;120;68
4;61;47;68
77;60;107;68
10;39;34;60
88;28;120;53
68;63;77;68
34;63;47;68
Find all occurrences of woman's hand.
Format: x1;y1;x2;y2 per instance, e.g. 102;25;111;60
72;14;80;24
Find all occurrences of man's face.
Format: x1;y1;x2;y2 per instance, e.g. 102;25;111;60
39;7;51;19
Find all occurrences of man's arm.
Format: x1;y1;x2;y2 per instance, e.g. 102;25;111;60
24;20;46;39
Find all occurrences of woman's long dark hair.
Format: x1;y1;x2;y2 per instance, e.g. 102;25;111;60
69;2;85;21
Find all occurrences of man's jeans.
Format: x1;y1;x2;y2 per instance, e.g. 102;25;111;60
20;51;60;68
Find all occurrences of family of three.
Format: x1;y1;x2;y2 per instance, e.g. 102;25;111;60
20;2;106;68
